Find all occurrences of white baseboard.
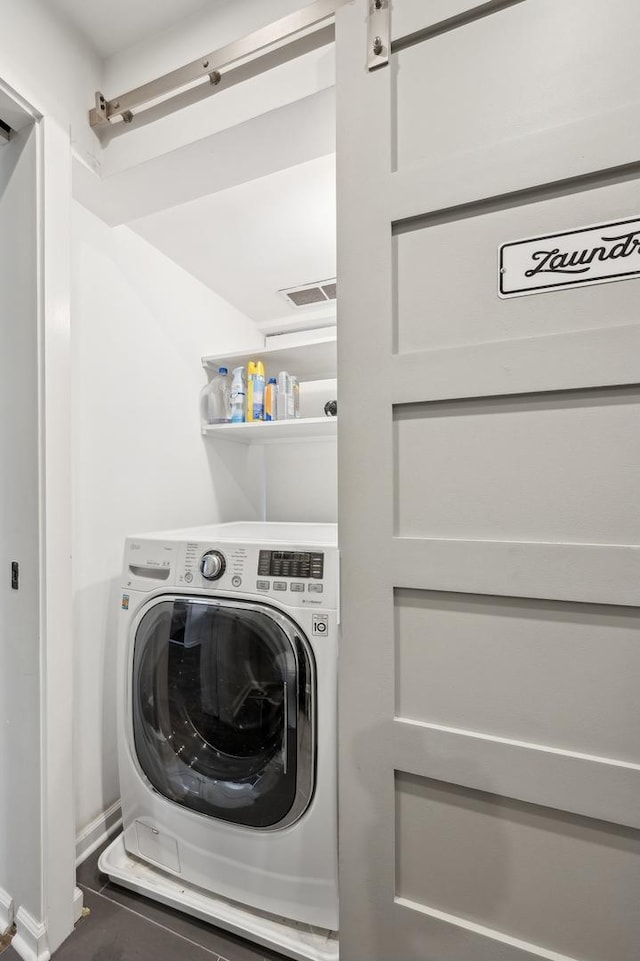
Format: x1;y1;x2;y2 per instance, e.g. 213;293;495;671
73;887;83;924
12;906;49;961
75;800;122;867
0;886;14;936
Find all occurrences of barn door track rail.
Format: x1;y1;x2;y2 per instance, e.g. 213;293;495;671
89;0;349;138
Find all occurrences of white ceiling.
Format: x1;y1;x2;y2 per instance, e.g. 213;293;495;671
129;153;336;326
48;0;220;59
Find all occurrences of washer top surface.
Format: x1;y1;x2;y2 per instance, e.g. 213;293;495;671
130;521;338;547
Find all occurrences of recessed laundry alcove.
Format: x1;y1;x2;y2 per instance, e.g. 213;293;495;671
67;5;339;956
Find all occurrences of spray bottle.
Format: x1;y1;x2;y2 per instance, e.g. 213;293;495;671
246;361;257;422
253;361;265;421
265;377;277;421
230;366;246;423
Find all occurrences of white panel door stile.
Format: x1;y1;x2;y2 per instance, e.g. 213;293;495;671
336;2;640;961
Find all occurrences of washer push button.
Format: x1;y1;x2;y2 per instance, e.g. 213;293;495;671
290;583;305;592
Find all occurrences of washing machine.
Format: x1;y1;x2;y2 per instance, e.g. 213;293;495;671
99;522;339;960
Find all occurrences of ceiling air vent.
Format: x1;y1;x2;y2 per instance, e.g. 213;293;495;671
280;278;337;308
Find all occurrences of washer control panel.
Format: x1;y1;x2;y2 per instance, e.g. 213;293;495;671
175;540;336;610
123;535;337;611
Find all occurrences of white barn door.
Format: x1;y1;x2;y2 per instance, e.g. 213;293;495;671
336;2;640;960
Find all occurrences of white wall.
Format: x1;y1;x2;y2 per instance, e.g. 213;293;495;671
265;441;338;523
265;379;338;524
71;202;263;832
0;125;42;924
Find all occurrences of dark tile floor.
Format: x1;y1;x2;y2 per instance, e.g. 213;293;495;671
1;839;286;961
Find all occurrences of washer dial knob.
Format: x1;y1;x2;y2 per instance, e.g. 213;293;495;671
200;550;226;580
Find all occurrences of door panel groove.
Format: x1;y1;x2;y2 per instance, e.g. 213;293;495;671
389;113;640;223
393;382;640;417
390;325;640;403
394;897;582;961
394;717;640;773
391;539;640;606
393;719;640;830
392;161;640;235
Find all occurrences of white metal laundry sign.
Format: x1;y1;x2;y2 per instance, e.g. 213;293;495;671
498;217;640;297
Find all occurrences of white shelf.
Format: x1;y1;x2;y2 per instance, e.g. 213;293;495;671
202;417;337;445
202;331;336;383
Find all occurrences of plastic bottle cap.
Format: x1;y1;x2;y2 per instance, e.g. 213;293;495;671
268;377;277;384
218;367;228;374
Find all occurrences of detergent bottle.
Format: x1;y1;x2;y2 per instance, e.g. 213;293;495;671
199;366;231;425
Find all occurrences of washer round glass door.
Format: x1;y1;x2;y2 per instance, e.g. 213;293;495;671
131;596;315;829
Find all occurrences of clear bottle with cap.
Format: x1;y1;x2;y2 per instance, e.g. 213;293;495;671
291;375;300;419
230;366;246;423
277;371;291;420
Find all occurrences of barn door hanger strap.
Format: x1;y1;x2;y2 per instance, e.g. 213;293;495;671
368;0;390;70
89;0;349;134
